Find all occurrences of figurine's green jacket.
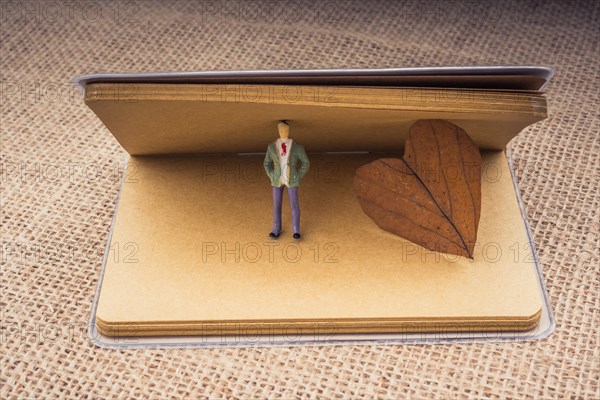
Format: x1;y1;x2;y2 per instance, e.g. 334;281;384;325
263;142;310;188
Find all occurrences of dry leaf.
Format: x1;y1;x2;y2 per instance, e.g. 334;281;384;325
354;120;482;258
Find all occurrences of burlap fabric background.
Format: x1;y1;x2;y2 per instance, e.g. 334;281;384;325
1;0;598;398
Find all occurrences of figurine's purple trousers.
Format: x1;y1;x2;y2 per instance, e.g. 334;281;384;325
272;186;300;235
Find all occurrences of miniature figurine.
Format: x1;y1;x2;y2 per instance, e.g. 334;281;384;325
263;121;310;239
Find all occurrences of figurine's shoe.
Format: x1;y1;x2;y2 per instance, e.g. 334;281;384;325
293;233;301;240
269;231;281;238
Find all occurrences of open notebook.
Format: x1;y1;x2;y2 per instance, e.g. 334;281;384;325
79;68;553;339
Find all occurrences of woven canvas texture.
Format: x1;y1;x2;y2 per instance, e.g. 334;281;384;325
1;0;598;398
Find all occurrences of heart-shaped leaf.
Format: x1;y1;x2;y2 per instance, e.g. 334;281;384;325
354;120;482;258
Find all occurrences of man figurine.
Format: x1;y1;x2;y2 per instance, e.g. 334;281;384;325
263;121;310;239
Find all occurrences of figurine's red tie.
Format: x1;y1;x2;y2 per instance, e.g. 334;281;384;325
281;143;287;156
